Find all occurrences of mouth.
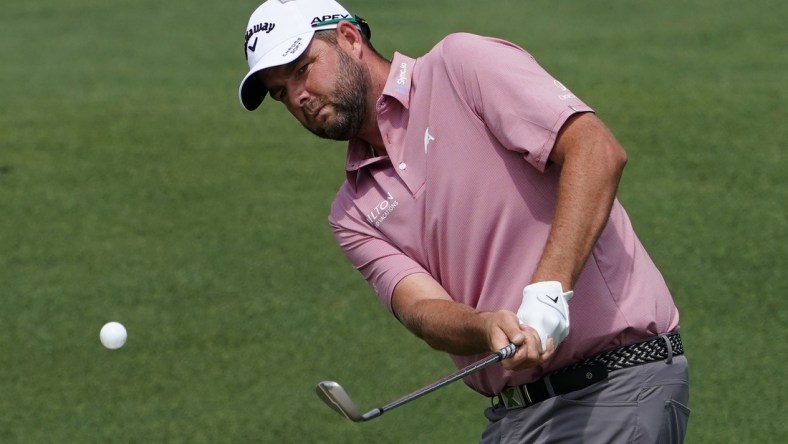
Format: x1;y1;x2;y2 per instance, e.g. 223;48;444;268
312;105;325;120
305;102;326;121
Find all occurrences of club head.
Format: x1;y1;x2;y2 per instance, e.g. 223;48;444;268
315;381;364;422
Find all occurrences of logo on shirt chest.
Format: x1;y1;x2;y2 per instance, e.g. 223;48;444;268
366;192;399;228
424;127;435;153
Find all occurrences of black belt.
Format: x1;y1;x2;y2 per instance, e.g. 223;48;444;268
495;331;684;410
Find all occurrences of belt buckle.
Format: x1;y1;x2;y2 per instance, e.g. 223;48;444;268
500;385;533;409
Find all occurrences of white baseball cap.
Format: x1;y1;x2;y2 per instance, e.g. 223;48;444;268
238;0;369;111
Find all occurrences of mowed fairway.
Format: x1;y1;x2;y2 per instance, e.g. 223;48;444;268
0;0;784;442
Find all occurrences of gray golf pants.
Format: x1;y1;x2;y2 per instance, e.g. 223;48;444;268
480;355;690;443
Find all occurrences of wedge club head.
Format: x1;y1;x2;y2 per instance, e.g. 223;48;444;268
315;381;381;422
315;344;516;423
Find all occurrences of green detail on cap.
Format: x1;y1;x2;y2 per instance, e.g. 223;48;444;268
311;17;359;28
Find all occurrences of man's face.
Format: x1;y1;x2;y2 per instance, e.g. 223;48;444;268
259;37;368;141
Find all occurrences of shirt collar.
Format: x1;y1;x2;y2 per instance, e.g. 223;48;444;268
345;52;416;167
381;52;416;109
346;138;386;172
343;52;416;187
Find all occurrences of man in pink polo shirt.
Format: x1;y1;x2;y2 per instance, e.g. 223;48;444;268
239;0;690;442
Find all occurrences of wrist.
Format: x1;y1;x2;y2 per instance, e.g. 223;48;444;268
524;281;574;300
517;281;573;352
529;276;572;293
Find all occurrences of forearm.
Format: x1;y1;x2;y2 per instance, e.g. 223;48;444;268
399;299;489;354
532;113;627;289
391;273;522;356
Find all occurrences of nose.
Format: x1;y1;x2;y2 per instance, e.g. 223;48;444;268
288;81;310;108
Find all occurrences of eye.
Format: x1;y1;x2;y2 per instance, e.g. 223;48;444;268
270;87;285;102
296;62;310;76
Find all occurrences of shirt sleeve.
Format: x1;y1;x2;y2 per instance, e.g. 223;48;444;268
328;183;427;313
437;33;594;171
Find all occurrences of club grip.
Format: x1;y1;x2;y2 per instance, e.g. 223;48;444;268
495;343;518;360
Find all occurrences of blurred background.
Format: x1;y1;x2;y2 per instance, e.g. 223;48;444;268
1;0;785;442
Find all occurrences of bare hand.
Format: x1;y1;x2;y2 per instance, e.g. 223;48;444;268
481;310;555;370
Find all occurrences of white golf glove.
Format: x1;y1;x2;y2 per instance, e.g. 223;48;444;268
516;281;574;353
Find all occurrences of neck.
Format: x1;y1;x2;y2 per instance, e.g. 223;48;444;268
356;57;391;154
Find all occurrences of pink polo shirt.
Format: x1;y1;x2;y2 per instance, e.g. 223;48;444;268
328;33;679;396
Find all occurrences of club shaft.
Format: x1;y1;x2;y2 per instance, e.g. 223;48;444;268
375;343;517;415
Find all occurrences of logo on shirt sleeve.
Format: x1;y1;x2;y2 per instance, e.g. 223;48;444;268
553;79;576;101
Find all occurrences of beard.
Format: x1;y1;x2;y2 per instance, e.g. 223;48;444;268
303;47;368;141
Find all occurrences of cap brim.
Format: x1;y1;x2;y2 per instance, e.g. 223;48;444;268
238;30;315;111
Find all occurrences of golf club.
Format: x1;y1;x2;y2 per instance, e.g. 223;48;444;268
315;343;517;422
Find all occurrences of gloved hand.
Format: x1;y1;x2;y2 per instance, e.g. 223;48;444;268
516;281;574;353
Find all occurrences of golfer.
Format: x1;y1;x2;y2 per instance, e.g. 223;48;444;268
239;0;690;442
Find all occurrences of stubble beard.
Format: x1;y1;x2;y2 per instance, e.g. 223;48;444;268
304;48;368;141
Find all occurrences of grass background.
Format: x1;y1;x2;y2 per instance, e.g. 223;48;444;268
0;0;785;442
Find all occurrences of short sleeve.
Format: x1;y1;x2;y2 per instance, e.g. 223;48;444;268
329;184;427;313
438;33;594;171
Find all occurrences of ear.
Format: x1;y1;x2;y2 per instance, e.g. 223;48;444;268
335;20;363;56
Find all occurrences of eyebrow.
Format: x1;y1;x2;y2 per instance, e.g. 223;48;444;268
261;45;312;90
281;51;309;77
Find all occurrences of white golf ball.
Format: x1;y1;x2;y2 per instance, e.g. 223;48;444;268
99;322;127;350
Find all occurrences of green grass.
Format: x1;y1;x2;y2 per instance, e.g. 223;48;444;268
1;0;785;442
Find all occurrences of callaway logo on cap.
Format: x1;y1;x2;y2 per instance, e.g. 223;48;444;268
238;0;370;111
